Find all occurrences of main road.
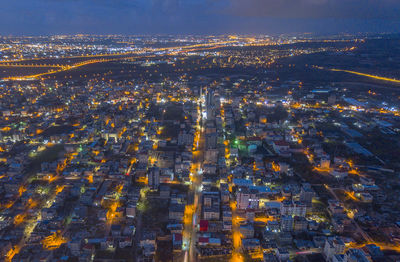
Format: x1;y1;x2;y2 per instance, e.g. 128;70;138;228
183;99;205;262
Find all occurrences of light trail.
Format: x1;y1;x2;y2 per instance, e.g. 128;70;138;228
2;58;117;81
0;64;63;68
325;67;400;84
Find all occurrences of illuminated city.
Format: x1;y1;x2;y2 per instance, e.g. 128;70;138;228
0;1;400;262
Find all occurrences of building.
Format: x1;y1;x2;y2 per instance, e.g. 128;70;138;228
294;216;308;232
148;167;160;189
169;204;185;221
293;201;307;217
203;207;220;220
345;248;370;262
324;237;345;261
281;215;293;232
276;248;290;262
237;187;259;210
299;183;314;207
205;133;217;149
240;224;255;238
280;200;306;217
272;140;290;156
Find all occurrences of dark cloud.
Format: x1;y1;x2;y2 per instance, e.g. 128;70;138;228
225;0;400;20
0;0;399;34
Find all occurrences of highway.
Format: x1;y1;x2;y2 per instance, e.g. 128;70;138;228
330;68;400;84
2;58;119;81
316;66;400;84
0;39;249;81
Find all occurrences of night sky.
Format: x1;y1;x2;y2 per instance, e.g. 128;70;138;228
1;0;399;35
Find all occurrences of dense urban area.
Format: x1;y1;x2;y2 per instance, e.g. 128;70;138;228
0;34;399;262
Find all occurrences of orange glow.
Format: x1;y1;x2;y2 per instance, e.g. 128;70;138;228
106;202;118;221
346;241;400;253
345;191;359;201
116;184;123;194
313;166;332;173
26;198;38;209
271;161;280;172
149;156;156;165
346;160;362;176
1;201;14;209
13;213;27;225
106;183;122;223
44;174;57;183
1;126;11;132
275;196;286;202
136;176;148;184
304;148;314;163
42;231;68;250
118;127;127;138
183;204;195;225
347;160;354;168
55;185;65;195
348;169;360;176
56;152;76;175
18;185;27;196
253;161;259;172
231;252;244;262
253;216;275;224
290;102;302;109
130;158;137;165
92;150;100;156
231;199;243;262
5;245;20;262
